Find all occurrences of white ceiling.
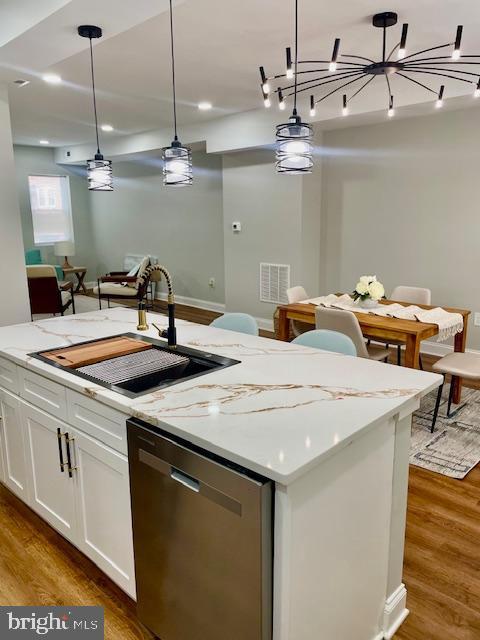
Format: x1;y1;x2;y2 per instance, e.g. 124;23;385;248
2;0;480;147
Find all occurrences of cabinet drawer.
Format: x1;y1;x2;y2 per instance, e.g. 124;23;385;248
18;368;67;420
0;357;19;394
67;390;128;454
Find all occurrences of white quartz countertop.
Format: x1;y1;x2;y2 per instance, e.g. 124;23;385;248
0;308;442;484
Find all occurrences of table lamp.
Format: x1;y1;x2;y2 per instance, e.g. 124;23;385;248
54;241;75;269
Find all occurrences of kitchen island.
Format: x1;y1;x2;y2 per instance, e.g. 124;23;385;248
0;307;441;640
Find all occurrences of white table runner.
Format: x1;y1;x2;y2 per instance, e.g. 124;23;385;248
299;294;464;342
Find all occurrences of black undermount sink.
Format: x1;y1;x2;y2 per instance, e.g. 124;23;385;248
30;333;240;398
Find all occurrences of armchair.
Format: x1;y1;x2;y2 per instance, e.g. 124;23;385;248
93;256;155;309
27;265;75;318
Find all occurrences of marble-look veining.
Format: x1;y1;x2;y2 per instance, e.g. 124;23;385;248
0;307;442;483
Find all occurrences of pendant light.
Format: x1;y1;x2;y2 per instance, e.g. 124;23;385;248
275;0;313;174
78;25;113;191
162;0;192;186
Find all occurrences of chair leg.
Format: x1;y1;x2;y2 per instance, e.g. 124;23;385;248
431;379;445;433
107;297;110;308
71;294;76;315
419;354;424;370
447;376;456;418
397;345;401;366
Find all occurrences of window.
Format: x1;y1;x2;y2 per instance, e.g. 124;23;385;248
28;175;74;245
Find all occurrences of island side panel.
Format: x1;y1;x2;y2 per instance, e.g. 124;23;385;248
382;412;413;639
273;417;397;640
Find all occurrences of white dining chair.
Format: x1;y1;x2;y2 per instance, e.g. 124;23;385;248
389;285;432;366
286;285;311;337
315;306;390;362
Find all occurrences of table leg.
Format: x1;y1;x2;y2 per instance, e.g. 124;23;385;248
277;308;290;342
403;335;421;369
452;318;468;404
76;272;87;294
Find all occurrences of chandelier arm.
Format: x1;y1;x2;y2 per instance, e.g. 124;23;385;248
404;69;475;84
299;60;366;67
384;72;392;101
271;66;364;82
403;65;480;78
386;42;401;62
396;72;438;95
341;54;375;63
398;42;452;62
280;70;364;94
403;59;480;66
314;74;368;104
347;75;376;102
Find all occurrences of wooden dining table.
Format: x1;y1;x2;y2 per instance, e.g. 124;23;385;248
277;298;471;404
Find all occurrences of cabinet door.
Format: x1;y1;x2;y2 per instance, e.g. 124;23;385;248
71;428;136;598
22;402;77;542
0;389;29;500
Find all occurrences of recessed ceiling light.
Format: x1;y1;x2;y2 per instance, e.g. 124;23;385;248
39;140;50;145
14;80;30;88
101;124;114;132
43;74;62;85
198;101;212;111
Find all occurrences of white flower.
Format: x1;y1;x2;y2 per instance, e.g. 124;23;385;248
368;281;385;300
355;281;369;295
360;275;376;285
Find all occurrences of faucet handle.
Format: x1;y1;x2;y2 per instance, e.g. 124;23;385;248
152;322;168;339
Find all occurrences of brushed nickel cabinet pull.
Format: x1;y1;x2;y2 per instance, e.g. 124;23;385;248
64;433;78;478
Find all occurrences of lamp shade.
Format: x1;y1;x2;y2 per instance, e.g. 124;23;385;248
54;241;75;257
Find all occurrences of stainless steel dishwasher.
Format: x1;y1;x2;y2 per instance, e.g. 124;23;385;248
127;418;273;640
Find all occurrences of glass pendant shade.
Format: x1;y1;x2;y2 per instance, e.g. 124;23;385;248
276;115;313;174
162;140;192;186
87;154;113;191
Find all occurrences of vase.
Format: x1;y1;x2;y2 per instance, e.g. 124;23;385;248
358;297;379;309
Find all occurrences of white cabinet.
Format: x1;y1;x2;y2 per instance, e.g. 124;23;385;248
22;403;77;542
0;365;136;599
0;388;29;500
71;428;136;598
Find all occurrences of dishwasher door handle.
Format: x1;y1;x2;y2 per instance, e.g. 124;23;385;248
171;467;200;492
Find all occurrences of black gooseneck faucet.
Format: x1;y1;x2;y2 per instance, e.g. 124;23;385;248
142;264;177;348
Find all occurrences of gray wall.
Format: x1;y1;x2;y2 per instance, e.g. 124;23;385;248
320;107;480;348
13;145;96;276
222;148;321;320
88;152;225;303
0;86;30;325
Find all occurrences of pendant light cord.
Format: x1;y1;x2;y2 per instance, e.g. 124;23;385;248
88;37;101;154
168;0;178;140
293;0;298;113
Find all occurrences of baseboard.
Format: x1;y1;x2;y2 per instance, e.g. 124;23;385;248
155;291;226;314
154;292;275;332
383;583;409;639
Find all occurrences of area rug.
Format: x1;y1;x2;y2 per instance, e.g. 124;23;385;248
32;294;121;320
411;385;480;479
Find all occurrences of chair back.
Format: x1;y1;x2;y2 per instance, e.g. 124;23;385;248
286;286;308;303
27;265;62;314
25;249;43;265
315;306;369;358
210;313;259;336
292;329;357;356
391;285;431;306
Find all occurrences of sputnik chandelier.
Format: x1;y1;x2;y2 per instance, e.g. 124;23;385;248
260;7;480;173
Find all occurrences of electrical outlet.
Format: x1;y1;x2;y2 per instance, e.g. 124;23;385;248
232;221;241;232
209;277;215;288
475;312;480;327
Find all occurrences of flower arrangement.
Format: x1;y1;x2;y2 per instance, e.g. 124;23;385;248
352;275;385;308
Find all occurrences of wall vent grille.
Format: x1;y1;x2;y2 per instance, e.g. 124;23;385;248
260;263;290;304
